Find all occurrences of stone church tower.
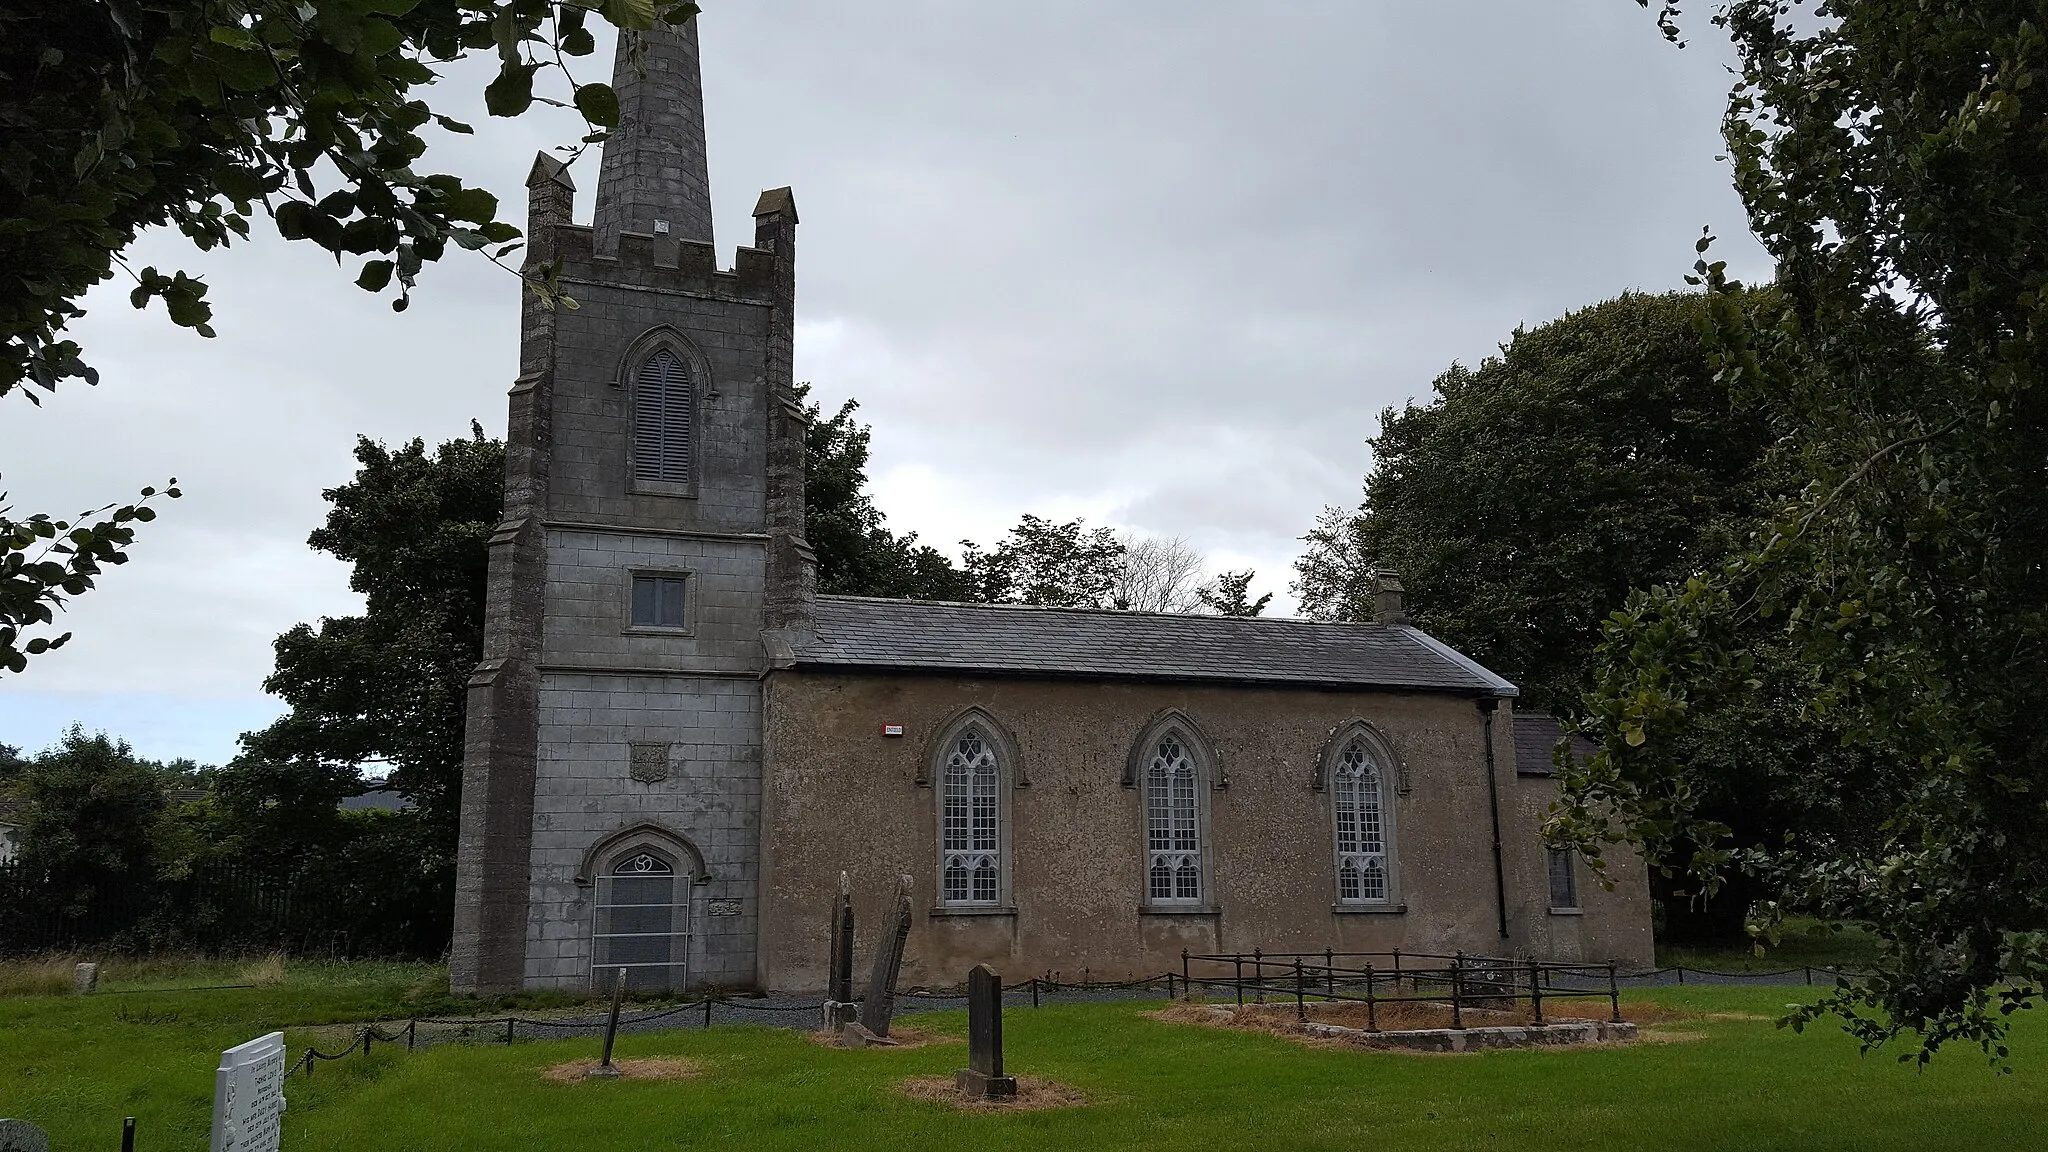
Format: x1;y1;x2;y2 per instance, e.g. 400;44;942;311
449;16;808;995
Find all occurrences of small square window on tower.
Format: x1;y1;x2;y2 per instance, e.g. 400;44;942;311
631;574;689;629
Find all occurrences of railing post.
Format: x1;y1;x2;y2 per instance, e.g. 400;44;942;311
362;1028;372;1056
1182;948;1190;991
1527;957;1543;1023
1608;959;1622;1024
504;1017;515;1046
1165;972;1175;1000
1451;951;1465;1030
407;1019;417;1051
1365;962;1379;1032
1032;976;1042;1008
1325;948;1336;997
1391;948;1403;994
1253;949;1265;1003
1234;955;1244;1006
1804;965;1813;986
1677;965;1686;985
1294;959;1306;1022
704;996;715;1028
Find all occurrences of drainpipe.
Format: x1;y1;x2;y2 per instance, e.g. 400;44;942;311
1479;697;1509;940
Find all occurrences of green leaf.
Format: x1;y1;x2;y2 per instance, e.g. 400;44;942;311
603;0;657;31
356;260;395;291
208;23;260;49
274;201;318;241
484;63;538;117
574;83;620;129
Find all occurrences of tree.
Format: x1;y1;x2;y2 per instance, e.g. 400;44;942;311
1197;569;1271;617
801;388;973;601
1563;1;2048;1060
1111;534;1207;613
961;515;1127;608
243;426;503;850
16;728;165;922
2;484;179;675
1292;291;1778;711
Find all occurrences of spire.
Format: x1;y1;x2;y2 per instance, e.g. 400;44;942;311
591;18;713;252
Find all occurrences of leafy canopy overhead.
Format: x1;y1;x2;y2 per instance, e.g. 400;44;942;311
2;0;697;399
1566;0;2048;1062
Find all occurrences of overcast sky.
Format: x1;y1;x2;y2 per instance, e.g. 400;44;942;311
0;2;1771;764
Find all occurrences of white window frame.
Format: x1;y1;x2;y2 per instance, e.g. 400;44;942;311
1143;730;1207;908
937;721;1003;901
1332;737;1393;906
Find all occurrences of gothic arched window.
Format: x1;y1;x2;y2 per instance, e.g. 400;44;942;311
1145;732;1204;905
1333;738;1391;904
593;850;691;990
940;726;1002;906
632;348;693;485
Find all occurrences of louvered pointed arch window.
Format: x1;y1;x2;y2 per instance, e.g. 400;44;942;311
632;348;693;484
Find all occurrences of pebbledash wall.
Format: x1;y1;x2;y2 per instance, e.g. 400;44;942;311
759;674;1654;991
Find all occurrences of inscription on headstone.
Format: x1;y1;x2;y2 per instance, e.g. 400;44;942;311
854;874;914;1039
210;1032;287;1152
955;965;1018;1098
0;1119;50;1152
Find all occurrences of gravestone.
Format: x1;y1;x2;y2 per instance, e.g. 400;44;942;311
824;871;857;1026
955;965;1018;1098
210;1032;287;1152
853;874;913;1039
0;1119;49;1152
72;962;98;994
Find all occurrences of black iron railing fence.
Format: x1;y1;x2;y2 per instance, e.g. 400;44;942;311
1178;949;1624;1027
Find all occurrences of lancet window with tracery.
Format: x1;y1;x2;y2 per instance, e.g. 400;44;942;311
940;727;1001;906
1145;733;1203;904
1333;738;1389;903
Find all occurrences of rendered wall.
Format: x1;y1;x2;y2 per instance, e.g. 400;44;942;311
759;673;1655;993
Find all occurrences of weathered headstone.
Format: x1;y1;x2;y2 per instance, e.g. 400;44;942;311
72;962;98;994
210;1032;287;1152
955;965;1018;1098
824;871;857;1026
854;873;913;1039
0;1119;50;1152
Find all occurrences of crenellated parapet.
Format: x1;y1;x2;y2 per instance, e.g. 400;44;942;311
546;225;785;304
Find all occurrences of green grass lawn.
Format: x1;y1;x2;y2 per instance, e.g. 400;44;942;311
4;963;2044;1151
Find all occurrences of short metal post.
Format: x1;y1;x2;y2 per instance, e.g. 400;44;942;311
1528;958;1543;1023
1253;949;1265;1003
1165;973;1174;1000
1804;965;1813;986
1677;965;1686;985
505;1017;515;1046
1294;959;1306;1022
704;996;715;1027
1391;948;1402;994
1365;963;1378;1032
1234;955;1244;1006
362;1028;372;1056
122;1117;135;1152
1182;948;1190;991
1608;960;1622;1024
407;1019;417;1051
1032;976;1041;1008
1325;948;1336;997
1451;953;1465;1030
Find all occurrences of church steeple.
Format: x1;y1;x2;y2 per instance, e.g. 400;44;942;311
590;18;714;252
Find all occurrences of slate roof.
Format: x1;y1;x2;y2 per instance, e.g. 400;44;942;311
794;596;1518;696
1512;714;1598;776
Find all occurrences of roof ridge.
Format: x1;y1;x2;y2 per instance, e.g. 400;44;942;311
813;594;1390;629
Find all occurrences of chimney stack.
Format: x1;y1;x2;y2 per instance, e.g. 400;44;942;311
1373;570;1408;625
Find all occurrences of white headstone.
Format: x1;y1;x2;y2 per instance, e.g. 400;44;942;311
210;1032;288;1152
0;1119;50;1152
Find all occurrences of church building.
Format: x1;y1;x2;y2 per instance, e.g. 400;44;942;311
448;16;1652;996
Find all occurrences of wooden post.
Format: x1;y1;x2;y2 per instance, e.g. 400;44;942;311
1451;952;1465;1030
1365;963;1378;1032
